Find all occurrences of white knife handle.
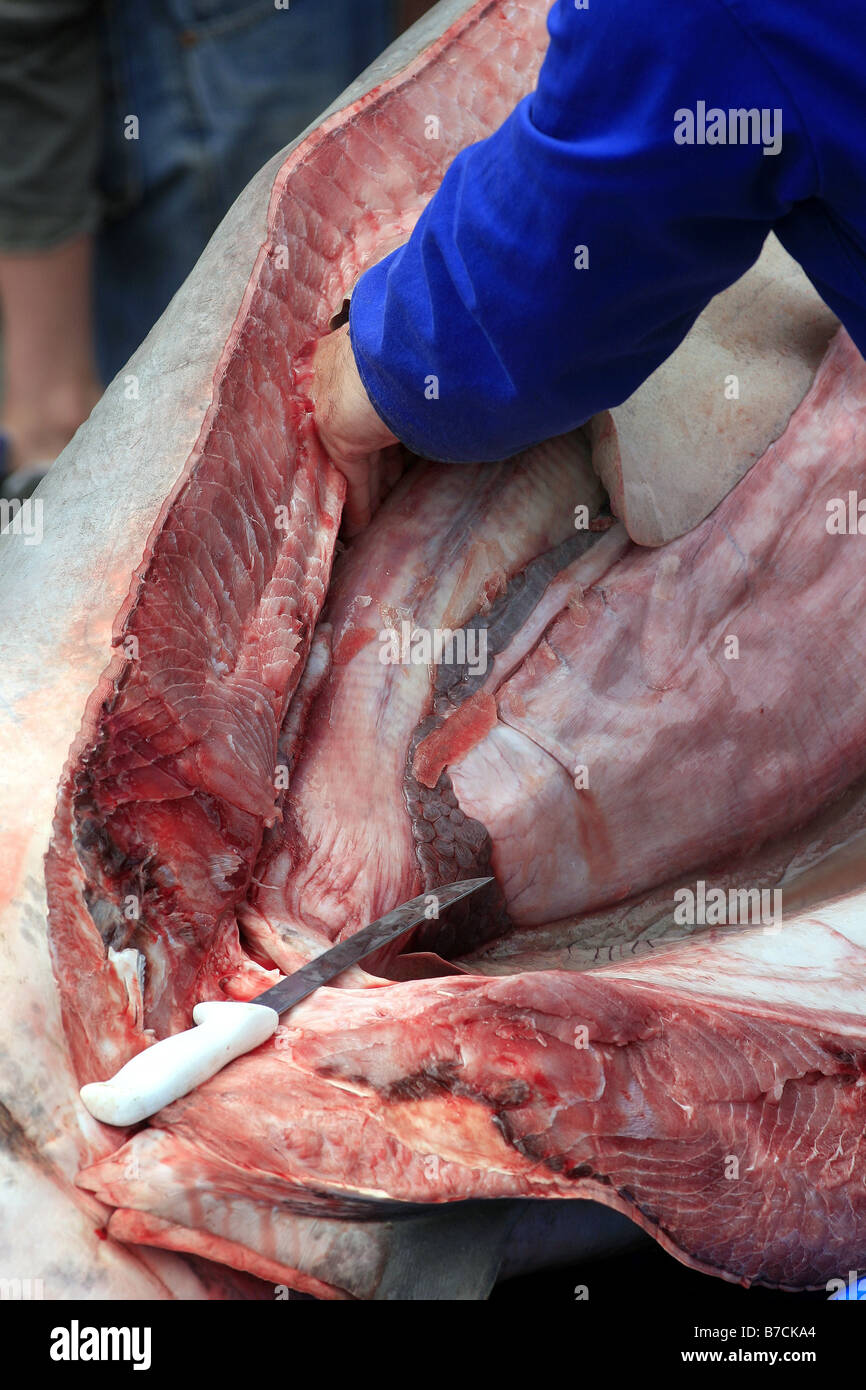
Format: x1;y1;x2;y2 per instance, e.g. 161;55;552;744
79;1000;280;1127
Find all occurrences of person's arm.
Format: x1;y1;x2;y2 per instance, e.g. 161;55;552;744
314;0;816;478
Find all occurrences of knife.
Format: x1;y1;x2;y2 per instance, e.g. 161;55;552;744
79;877;492;1127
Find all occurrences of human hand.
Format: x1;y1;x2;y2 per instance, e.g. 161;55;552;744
307;324;402;535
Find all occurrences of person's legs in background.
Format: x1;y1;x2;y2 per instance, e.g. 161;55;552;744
94;0;397;383
0;0;102;493
0;0;398;491
0;236;102;485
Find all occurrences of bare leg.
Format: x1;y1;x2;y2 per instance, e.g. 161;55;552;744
0;234;102;472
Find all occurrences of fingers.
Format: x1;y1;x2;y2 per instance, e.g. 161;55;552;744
339;446;408;538
339;453;377;537
382;444;405;494
309;326;398;465
306;325;402;536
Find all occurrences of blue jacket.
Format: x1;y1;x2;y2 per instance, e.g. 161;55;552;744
349;0;866;462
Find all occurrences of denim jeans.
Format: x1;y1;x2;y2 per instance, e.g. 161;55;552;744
95;0;394;381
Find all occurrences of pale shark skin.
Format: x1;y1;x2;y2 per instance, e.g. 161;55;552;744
0;0;516;1303
0;0;841;1298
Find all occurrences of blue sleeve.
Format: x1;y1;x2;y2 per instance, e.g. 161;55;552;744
348;0;818;463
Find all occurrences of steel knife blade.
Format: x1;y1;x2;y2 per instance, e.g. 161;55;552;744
254;875;493;1015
